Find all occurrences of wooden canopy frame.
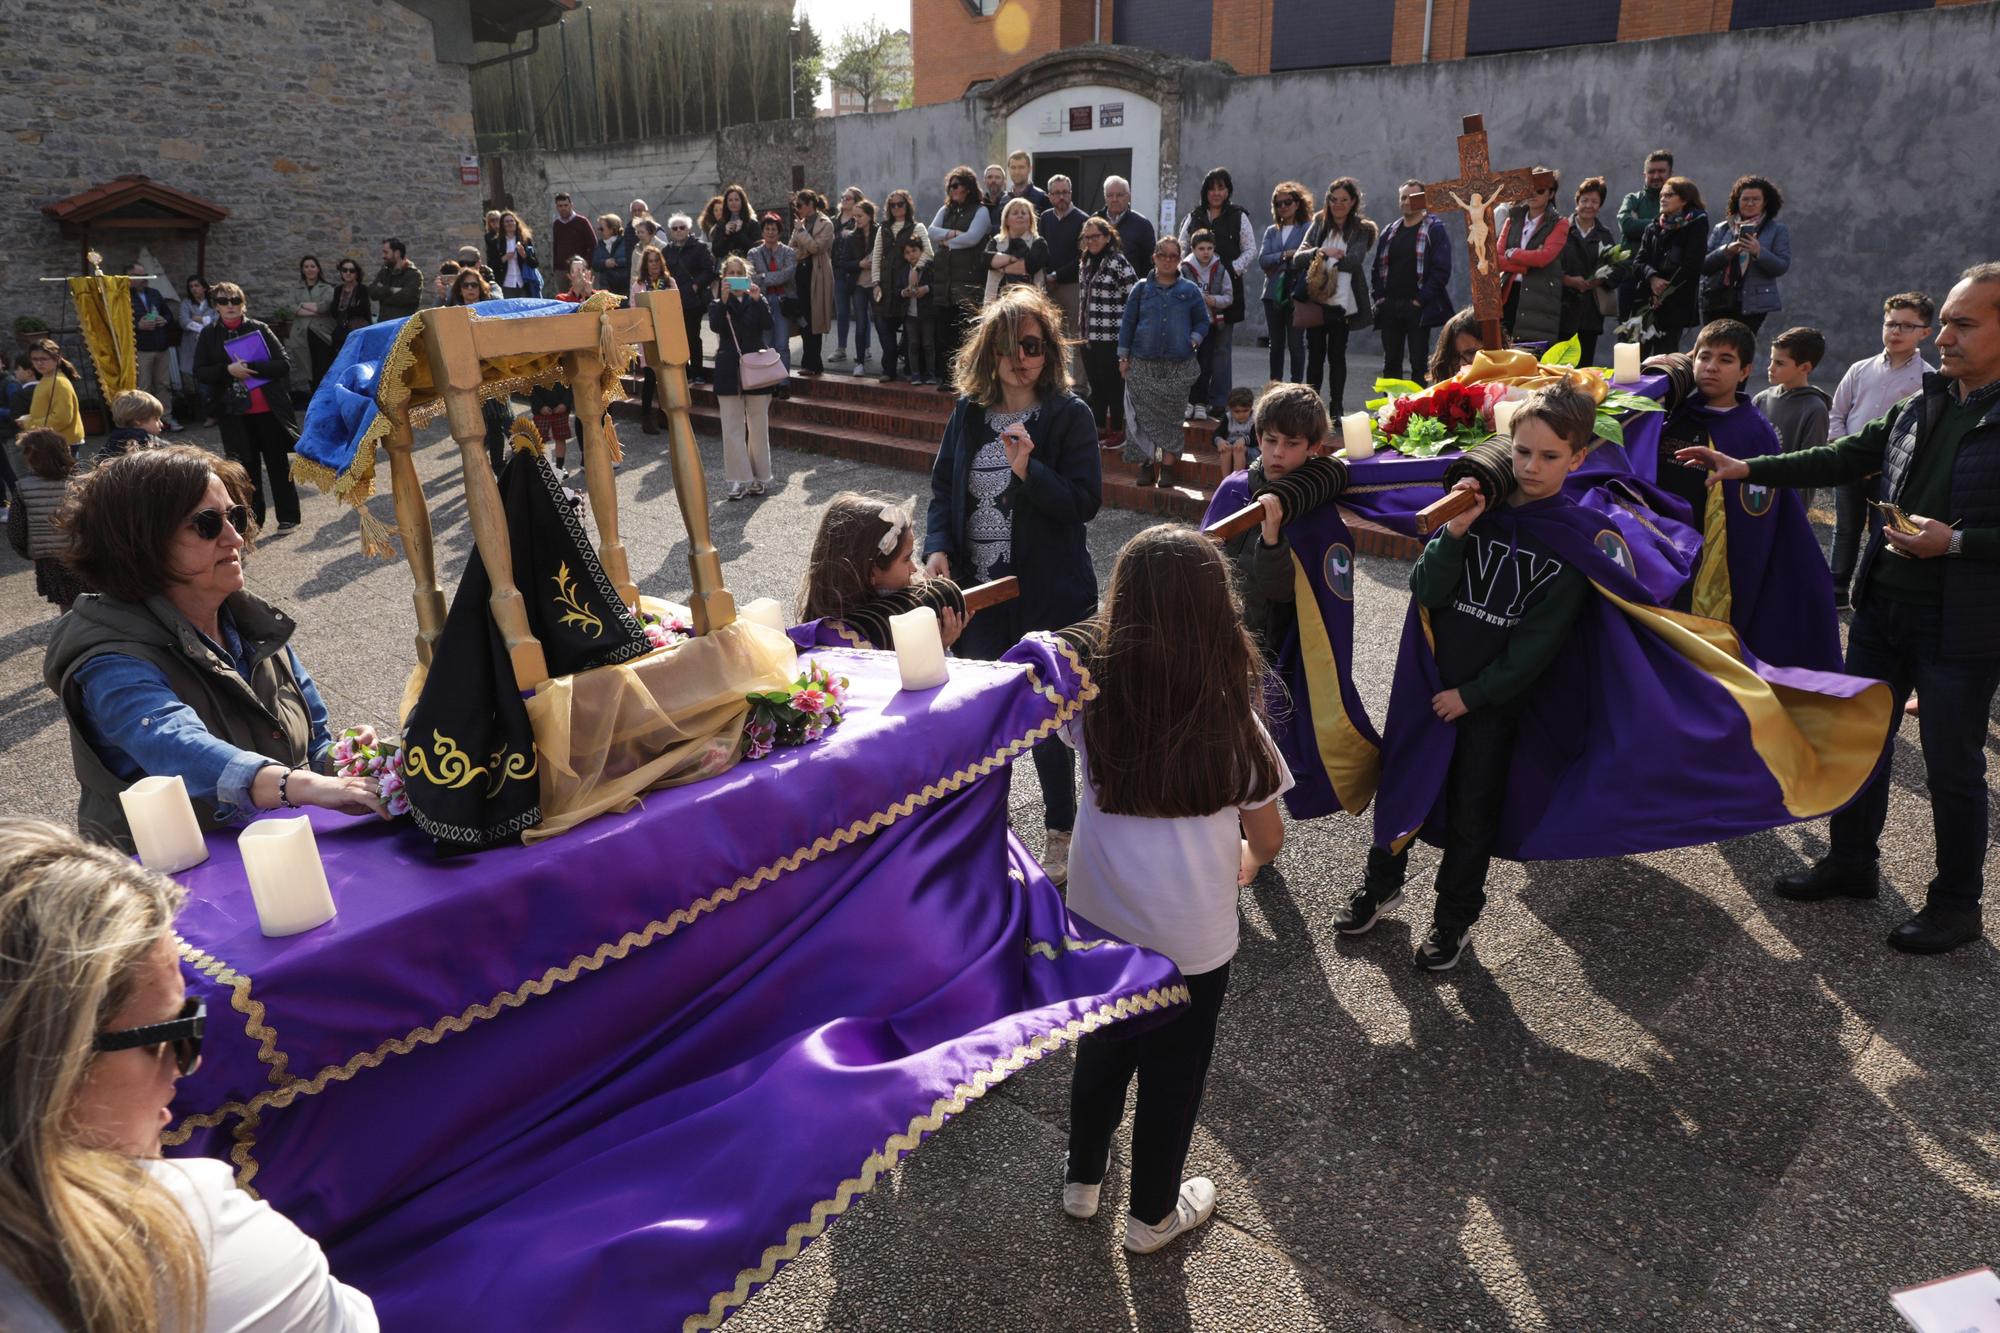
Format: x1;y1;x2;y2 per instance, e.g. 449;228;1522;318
385;288;733;690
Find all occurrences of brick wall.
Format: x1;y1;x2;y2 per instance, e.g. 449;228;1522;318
1619;0;1737;40
913;0;1089;107
1208;0;1272;73
2;0;485;363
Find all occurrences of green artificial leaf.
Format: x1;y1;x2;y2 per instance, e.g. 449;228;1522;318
1601;389;1665;416
1592;410;1625;447
1364;396;1391;411
1372;377;1424;396
1541;335;1581;368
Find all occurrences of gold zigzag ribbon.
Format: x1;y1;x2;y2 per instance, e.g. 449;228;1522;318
683;981;1192;1333
1023;935;1118;961
166;653;1101;1171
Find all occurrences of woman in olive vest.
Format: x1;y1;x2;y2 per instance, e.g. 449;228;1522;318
927;165;994;393
43;447;386;848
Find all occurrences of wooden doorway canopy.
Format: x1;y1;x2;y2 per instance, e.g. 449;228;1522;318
40;175;229;277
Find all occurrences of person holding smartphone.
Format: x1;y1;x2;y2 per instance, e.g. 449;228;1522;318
1700;175;1790;333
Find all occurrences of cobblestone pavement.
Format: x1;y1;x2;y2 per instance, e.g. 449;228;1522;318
3;415;1994;1333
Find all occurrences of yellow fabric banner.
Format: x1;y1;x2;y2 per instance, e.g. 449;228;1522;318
67;274;136;398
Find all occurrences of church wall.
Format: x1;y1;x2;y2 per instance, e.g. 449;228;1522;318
1176;1;1997;380
1;0;485;363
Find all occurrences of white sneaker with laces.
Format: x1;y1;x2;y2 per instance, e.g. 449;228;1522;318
1124;1177;1217;1254
1190;404;1209;421
1041;829;1071;887
851;363;867;376
1062;1145;1113;1219
725;482;746;501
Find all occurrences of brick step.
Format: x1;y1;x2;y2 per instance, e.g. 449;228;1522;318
688;383;952;443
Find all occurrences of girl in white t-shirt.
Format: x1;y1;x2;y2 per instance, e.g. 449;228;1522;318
1059;524;1292;1254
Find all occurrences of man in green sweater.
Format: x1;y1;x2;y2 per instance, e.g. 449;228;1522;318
1614;149;1672;321
1675;261;2000;955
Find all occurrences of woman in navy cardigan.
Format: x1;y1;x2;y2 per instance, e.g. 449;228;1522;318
926;284;1102;883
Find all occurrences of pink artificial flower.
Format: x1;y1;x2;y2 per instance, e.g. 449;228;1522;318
793;688;828;716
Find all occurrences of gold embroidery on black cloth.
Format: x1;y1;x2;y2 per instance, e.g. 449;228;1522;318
403;730;487;790
486;747;539;798
552;560;604;637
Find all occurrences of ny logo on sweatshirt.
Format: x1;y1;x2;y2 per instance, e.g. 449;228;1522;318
1454;534;1567;627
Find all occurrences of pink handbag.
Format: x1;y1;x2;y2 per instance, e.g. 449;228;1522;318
726;307;787;391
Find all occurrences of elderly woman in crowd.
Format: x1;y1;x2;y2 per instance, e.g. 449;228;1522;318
0;816;378;1331
661;214;716;384
925;284;1100;885
1117;236;1209;488
1561;176;1623;367
189;282;301;531
42;447;387;848
1700;174;1791;333
790;190;836;376
591;212;629;295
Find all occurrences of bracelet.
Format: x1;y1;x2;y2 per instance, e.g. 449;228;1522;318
278;766;302;809
1947;529;1964;557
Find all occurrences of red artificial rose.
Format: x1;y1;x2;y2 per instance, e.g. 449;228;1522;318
1383;400;1414;436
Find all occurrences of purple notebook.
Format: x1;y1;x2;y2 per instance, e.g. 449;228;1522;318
224;331;271;390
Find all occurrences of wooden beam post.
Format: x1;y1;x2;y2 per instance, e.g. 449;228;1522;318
383;414;447;666
564;348;639;610
638;288;735;634
421;305;549;690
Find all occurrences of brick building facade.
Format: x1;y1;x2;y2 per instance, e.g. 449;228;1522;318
2;0;566;384
914;0;1985;103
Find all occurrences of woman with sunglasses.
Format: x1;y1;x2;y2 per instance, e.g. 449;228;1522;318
330;260;372;361
924;283;1100;884
449;270;511;474
44;446;388;849
189;282;301;530
0;816;378;1331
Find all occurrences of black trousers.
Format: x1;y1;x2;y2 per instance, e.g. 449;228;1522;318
1067;962;1230;1225
218;413;300;527
1829;480;1868;592
306;334;336;394
1375;301;1431;384
799;328;824;374
1083;342;1125;429
1576;328;1602;369
934;304;973;389
1365;708;1519;933
1829;598;2000;918
958;605;1077;832
1305;318;1351;414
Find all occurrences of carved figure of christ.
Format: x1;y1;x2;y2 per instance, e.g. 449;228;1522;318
1424;115;1556;349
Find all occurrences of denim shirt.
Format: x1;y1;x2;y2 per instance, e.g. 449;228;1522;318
73;609;333;821
1118;275;1209;361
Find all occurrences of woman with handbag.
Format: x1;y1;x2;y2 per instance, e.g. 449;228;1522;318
709;256;783;500
1560;176;1623;368
1290;178;1376;415
790;190;835;376
1259;182;1311;383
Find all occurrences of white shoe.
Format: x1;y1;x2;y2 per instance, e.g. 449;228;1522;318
1190;404;1209;421
1124;1178;1217;1254
851;363;867;376
725;483;746;501
1063;1145;1114;1219
1041;829;1071;887
828;350;850;365
747;479;766;496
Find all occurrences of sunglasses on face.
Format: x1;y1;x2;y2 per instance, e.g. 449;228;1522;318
339;266;359;274
1007;335;1047;360
95;995;205;1076
214;297;243;307
188;505;250;540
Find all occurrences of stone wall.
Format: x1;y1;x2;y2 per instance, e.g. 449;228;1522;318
1;0;487;373
496;135;721;235
1177;3;2000;380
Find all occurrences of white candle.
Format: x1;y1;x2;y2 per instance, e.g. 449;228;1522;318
739;598;788;632
888;606;950;691
1340;412;1375;460
1612;341;1642;385
238;817;337;938
119;775;209;874
1492;399;1521;437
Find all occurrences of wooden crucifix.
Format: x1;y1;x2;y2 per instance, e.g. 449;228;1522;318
1424;115;1557;350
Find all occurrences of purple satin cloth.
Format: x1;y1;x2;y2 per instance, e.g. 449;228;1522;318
167;641;1183;1329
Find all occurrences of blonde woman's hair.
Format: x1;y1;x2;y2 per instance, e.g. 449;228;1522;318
720;255;752;278
999;197;1040;237
949;284;1072;407
0;818;204;1333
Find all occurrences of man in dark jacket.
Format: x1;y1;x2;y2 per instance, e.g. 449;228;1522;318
1097;176;1155;273
369;238;423;323
1041;175;1087;375
1371;181;1453;384
549;193;596;274
1675;262;2000;955
661;216;716;382
127;258;182;430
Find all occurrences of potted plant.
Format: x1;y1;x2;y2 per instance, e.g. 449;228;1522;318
12;314;49;350
77;391;109;437
266;305;297;341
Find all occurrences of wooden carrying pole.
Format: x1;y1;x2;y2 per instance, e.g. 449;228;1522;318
640;288;736;635
1414;487;1480;536
1202;502;1265;545
960;576;1018;612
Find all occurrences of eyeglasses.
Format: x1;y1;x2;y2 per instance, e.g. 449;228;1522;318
339;266;359;274
670;224;689;231
1883;320;1930;334
94;995;205;1076
213;297;243;307
1008;335;1047;360
188;504;250;540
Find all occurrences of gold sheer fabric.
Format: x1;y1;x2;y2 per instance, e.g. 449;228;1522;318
522;611;798;844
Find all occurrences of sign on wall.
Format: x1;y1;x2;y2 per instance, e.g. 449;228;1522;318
459;155;481;186
1069;106;1093;132
1099;103;1124;128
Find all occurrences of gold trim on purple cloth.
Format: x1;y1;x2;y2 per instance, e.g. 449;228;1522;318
685;980;1193;1333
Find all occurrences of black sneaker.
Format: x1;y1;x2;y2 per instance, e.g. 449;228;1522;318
1414;926;1469;971
1772;857;1880;902
1333;885;1403;936
1832;587;1851;611
1886;907;1981;955
1158;463;1175;488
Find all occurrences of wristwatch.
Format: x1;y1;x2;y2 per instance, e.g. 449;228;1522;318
1947;529;1964;557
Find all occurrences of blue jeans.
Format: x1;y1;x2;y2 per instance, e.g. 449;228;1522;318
840;277;872;358
1830;596;2000;918
833;271;856;352
765;295;791;370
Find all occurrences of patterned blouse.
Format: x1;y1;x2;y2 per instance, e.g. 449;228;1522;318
967;405;1035;582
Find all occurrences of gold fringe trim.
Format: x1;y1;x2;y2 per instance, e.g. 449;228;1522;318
1024;935;1118;961
163;938;293;1149
169;669;1097;1135
684;981;1193;1333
